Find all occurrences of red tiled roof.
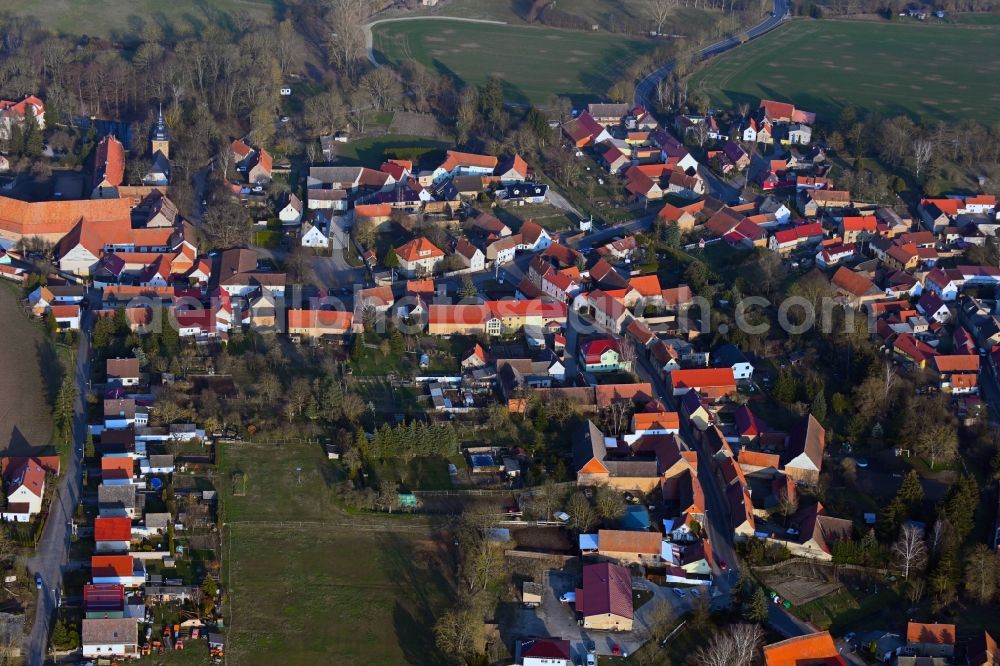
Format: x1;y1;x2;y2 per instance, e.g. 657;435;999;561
428;304;491;326
439;150;498;172
354;203;392;218
629;274;661;297
738;449;780;469
231;139;253;159
521;638;571;660
670;368;736;391
91;555;134;578
577;562;633;619
633;411;679;431
395;237;444;262
94;135;125;188
907;622;956;645
598;529;661;555
764;632;844;666
286;309;353;331
932;354;979;373
831;267;878;298
94;517;132;542
841;216;876;232
581;337;621;364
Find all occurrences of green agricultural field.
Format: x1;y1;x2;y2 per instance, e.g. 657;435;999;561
373;20;657;104
689;19;1000;123
0;0;275;38
0;282;61;453
219;441;456;665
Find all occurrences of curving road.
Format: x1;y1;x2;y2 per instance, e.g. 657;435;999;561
634;0;790;110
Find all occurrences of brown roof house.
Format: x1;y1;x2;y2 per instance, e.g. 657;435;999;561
780;415;826;484
785;502;853;560
106;358;140;386
594;529;662;566
831;267;883;308
575;562;633;631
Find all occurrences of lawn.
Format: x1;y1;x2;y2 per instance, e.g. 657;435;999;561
334;134;451;167
0;0;275;38
0;282;61;453
791;584;903;633
493;203;579;233
689;19;1000;123
218;440;457;665
373;20;657;104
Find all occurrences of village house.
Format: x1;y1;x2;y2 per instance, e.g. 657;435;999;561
712;344;754;380
579;337;631;374
278;193;303;225
454;239;485;272
1;456;59;522
94;516;133;553
91;555;146;588
575;562;634;632
592;529;662;566
394;236;445;277
517;638;572;666
82;618;138;660
907;622;957;658
669;368;736;401
300;215;330;249
831;267;883;307
763;631;841;666
768;223;824;255
92;135;126;199
432;150;498;183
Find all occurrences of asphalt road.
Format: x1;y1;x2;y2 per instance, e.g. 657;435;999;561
633;0;790;112
25;306;91;665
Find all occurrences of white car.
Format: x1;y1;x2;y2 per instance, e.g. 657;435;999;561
585;655;596;666
560;591;576;604
671;588;686;598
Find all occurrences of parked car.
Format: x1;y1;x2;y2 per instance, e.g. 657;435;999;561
560;591;576;604
585;655;596;666
584;640;595;655
786;528;800;537
35;574;42;590
718;559;728;571
671;588;686;598
856;458;869;468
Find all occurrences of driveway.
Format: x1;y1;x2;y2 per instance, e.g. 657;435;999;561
532;571;695;660
25;304;92;664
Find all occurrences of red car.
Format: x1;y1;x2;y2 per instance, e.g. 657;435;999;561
719;559;728;571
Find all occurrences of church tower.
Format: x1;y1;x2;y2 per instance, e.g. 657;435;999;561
151;104;170;159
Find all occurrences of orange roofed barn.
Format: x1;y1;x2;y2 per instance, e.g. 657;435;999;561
764;632;844;666
0;196;132;243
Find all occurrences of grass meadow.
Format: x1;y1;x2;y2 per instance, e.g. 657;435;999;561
374;19;657;104
0;0;275;37
689;19;1000;123
218;441;456;665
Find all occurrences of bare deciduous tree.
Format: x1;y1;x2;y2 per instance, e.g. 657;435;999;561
912;138;934;179
892;523;927;580
642;0;675;34
606;398;632;435
964;544;998;604
696;624;763;666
